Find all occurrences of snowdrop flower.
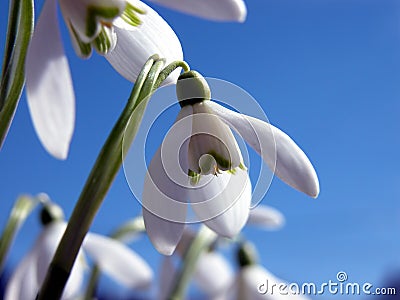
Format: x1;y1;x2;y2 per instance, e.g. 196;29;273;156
26;0;182;159
5;205;153;299
142;71;319;256
235;242;310;300
148;0;247;22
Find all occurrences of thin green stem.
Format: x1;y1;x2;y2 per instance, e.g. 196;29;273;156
0;195;38;273
110;216;145;241
154;60;190;88
0;0;21;110
168;226;217;300
84;265;101;300
0;0;34;148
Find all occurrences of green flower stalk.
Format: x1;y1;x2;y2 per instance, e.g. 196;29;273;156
0;194;39;273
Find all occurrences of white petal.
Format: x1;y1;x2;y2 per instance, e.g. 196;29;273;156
207;101;320;198
25;0;75;159
142;147;187;255
142;181;186;255
158;256;176;300
238;265;311;300
247;205;285;230
188;102;243;174
5;249;38;300
194;252;233;297
190;169;251;237
148;0;247;22
142;107;192;255
83;233;153;289
106;1;183;84
35;222;84;299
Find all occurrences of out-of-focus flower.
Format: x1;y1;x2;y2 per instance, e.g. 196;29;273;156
159;252;234;300
237;265;311;300
26;0;182;159
148;0;247;22
235;242;310;300
193;252;234;298
247;205;285;230
142;71;319;255
5;220;152;299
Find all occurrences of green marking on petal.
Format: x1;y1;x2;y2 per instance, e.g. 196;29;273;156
207;150;231;170
93;27;112;55
188;169;201;186
86;5;121;38
129;4;145;15
69;22;92;58
239;162;247;171
121;2;145;27
227;168;237;175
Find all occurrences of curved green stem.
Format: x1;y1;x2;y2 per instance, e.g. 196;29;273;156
154;60;190;88
0;0;34;148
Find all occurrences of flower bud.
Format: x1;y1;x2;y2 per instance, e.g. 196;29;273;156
177;71;211;107
40;203;65;225
237;241;258;267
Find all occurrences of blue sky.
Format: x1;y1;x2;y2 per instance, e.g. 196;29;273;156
0;0;400;299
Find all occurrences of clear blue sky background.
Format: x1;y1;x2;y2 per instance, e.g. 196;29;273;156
0;0;400;299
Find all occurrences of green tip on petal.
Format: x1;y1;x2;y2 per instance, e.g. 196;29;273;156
69;22;92;58
188;169;201;186
121;2;145;27
86;6;121;38
177;70;211;107
239;162;247;171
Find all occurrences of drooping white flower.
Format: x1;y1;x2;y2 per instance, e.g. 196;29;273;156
26;0;182;159
5;221;153;299
147;0;247;22
142;71;319;256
